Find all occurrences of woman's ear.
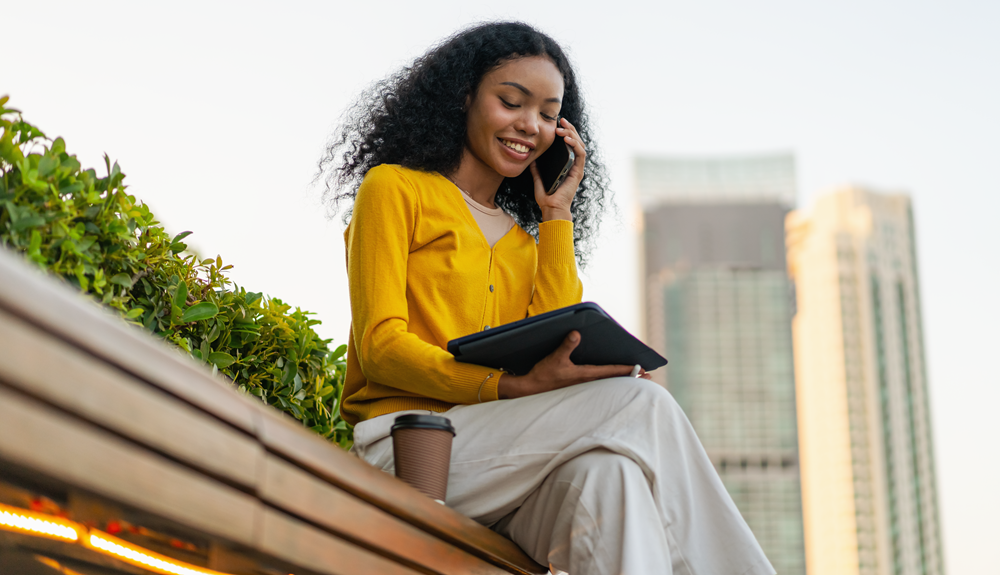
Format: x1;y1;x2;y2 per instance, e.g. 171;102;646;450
463;94;471;112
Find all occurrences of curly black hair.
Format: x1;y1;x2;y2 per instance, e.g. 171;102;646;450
318;21;610;264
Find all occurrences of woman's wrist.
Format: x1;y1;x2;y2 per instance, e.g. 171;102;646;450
497;373;528;399
541;207;573;222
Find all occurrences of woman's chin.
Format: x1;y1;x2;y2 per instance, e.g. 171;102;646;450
494;160;532;179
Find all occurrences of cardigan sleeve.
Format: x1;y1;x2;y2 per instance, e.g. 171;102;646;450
527;219;584;316
347;167;500;404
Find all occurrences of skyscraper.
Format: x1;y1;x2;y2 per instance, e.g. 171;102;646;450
639;154;806;575
786;188;944;575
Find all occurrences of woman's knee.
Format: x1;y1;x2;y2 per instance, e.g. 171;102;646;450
554;449;647;488
587;376;680;413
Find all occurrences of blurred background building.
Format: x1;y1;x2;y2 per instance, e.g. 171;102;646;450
786;188;944;575
638;153;806;574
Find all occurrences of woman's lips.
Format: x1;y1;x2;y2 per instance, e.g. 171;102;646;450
498;138;531;160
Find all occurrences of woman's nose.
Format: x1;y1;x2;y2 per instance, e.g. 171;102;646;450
514;111;539;136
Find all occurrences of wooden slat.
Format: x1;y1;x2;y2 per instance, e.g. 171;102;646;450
0;307;262;490
0;386;261;546
256;410;546;575
257;508;421;575
262;455;511;575
0;248;258;433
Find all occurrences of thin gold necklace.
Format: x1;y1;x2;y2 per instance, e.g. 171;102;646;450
446;176;498;210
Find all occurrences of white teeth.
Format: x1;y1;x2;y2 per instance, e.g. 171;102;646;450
501;139;529;153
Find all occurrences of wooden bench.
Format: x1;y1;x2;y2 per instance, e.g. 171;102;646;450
0;247;547;575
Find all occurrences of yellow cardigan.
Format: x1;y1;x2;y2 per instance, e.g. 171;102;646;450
341;165;583;425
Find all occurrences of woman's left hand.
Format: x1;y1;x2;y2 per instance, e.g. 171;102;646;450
529;117;587;222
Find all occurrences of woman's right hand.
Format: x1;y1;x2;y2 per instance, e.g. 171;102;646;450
529;117;587;223
496;331;651;399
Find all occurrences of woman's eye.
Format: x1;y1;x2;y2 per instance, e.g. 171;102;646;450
541;113;558;122
499;98;519;109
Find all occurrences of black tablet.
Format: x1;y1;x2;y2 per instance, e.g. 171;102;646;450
447;302;667;376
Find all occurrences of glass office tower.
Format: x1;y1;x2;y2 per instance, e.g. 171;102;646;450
638;154;806;575
786;188;944;575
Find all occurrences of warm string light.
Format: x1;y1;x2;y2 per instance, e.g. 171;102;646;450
87;531;228;575
0;502;232;575
33;555;89;575
0;504;79;541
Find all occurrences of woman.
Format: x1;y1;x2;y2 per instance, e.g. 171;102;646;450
320;22;774;575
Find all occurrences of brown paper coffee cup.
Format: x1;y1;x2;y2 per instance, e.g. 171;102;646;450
391;414;456;503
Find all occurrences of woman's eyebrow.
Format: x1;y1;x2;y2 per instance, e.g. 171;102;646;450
499;82;562;103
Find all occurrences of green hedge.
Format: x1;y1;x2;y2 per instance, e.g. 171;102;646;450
0;96;352;449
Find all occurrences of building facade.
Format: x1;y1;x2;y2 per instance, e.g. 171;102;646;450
786;188;944;575
638;154;806;575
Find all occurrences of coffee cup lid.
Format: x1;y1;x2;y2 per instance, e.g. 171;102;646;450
391;414;456;436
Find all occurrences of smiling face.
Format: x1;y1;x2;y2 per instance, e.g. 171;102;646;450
463;55;565;180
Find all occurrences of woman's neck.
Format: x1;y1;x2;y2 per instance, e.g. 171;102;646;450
446;149;505;208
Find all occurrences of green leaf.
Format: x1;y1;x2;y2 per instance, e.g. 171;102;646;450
331;344;348;361
26;229;43;259
110;273;133;288
209;351;236;368
180;302;219;323
58;181;85;195
38;155;59;178
171;231;193;243
170;303;183;323
173;280;188;309
61;156;81;172
11;215;45;231
281;362;296;386
125;308;145;319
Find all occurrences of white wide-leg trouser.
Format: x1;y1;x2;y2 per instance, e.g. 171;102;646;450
351;377;775;575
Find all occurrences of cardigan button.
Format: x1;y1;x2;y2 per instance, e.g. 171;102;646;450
489;284;494;292
484;325;490;330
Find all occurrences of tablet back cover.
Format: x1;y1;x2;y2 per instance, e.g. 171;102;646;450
448;302;667;375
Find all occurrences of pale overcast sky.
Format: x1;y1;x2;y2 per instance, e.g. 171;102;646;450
5;1;998;571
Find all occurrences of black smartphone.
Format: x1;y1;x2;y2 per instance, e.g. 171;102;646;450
513;141;576;195
536;142;575;195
